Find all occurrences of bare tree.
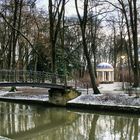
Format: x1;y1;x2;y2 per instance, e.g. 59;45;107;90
75;0;100;94
103;0;139;86
0;0;46;71
49;0;66;83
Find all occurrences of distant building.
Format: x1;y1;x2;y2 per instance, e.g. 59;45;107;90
96;62;114;83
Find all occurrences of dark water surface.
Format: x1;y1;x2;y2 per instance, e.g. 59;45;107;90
0;101;140;140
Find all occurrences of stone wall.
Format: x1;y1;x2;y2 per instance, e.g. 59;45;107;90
48;88;81;106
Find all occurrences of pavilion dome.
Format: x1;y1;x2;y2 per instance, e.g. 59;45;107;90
96;62;113;69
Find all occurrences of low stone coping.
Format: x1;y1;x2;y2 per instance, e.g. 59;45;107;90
0;96;139;114
0;97;65;107
66;102;140;114
0;136;13;140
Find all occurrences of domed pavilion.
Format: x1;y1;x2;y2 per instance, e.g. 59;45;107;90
96;62;114;83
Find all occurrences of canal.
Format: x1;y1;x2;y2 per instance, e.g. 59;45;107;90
0;101;140;140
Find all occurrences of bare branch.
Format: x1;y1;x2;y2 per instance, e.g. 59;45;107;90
0;12;43;61
99;0;122;10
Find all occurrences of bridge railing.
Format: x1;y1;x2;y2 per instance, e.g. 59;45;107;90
0;70;66;86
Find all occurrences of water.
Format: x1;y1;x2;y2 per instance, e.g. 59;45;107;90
0;101;139;140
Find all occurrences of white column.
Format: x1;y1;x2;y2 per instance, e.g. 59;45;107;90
97;71;99;82
112;71;114;82
97;71;98;77
102;71;104;82
110;72;112;81
111;71;114;82
108;71;111;81
109;72;111;81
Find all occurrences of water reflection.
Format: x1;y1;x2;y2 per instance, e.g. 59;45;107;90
0;102;139;140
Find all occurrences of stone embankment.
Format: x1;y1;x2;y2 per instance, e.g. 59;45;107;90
0;82;140;114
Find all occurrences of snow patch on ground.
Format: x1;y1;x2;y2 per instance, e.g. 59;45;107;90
0;136;13;140
69;82;140;107
0;87;49;101
0;95;49;101
0;83;140;107
0;91;10;96
68;93;140;106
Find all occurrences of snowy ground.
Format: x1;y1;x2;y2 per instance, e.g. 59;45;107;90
0;136;13;140
98;82;124;93
77;82;125;94
69;82;140;107
68;93;140;106
0;82;140;107
0;87;49;101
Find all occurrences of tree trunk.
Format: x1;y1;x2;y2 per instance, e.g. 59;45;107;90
11;0;19;69
75;0;100;94
118;0;139;87
132;0;139;87
49;0;65;83
83;36;100;94
89;115;99;140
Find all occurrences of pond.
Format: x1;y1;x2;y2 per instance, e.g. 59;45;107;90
0;101;140;140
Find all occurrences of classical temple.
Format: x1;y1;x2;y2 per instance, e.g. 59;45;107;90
96;62;114;83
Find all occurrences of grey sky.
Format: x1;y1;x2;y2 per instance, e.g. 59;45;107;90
36;0;83;17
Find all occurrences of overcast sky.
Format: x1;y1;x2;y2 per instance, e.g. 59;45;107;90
36;0;112;34
36;0;83;17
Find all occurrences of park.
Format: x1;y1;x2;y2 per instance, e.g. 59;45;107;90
0;0;140;140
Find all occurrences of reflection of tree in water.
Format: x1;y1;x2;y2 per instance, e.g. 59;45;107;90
0;102;80;139
92;114;139;140
113;116;139;140
114;117;130;139
88;114;99;140
0;102;139;140
132;119;138;140
0;102;36;135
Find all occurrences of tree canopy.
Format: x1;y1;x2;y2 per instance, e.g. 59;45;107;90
0;0;139;90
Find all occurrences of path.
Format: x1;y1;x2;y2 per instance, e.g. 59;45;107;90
77;82;125;94
98;82;124;94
